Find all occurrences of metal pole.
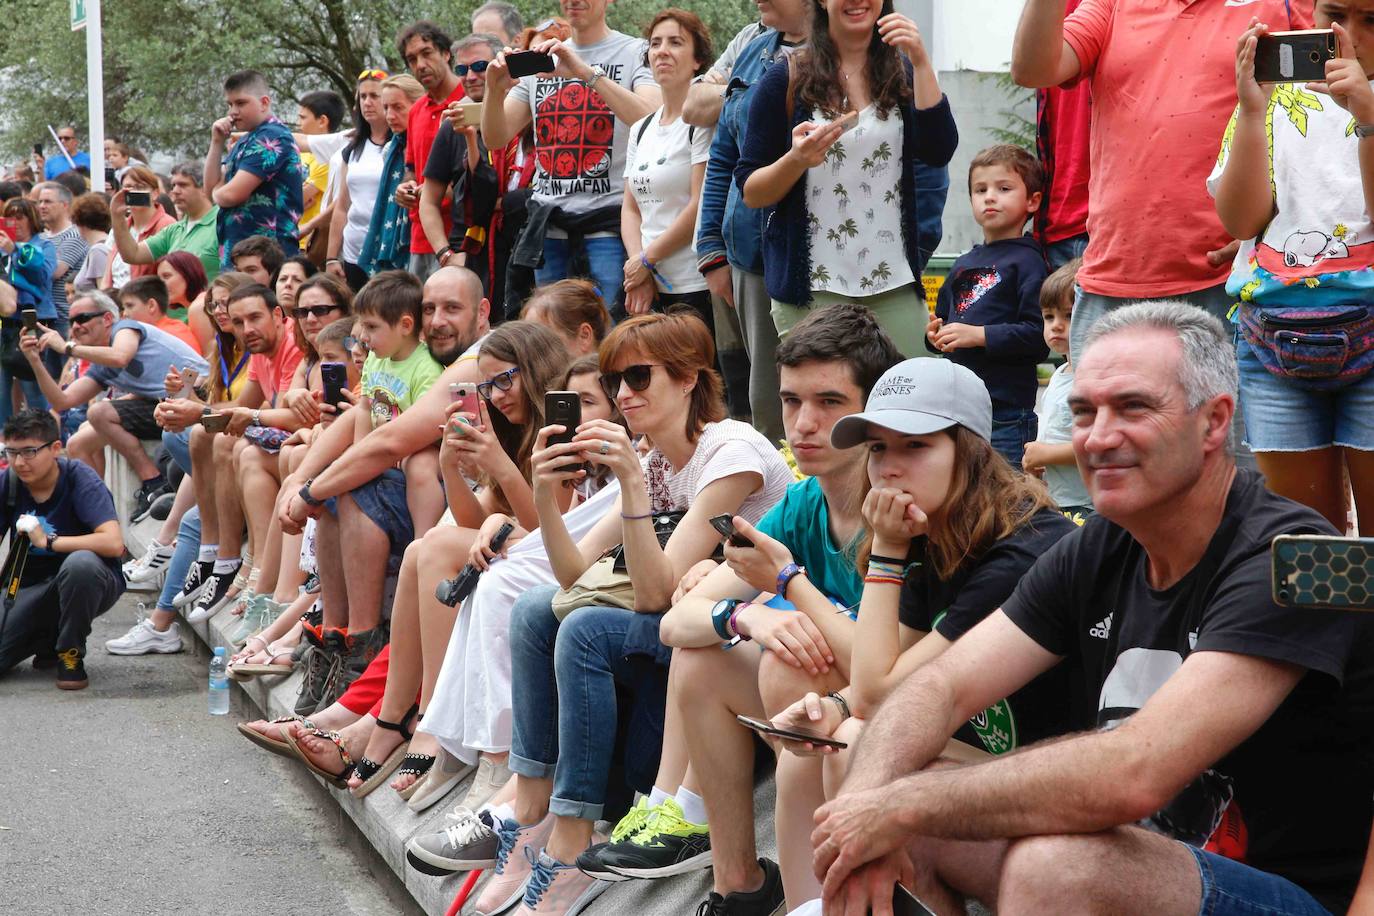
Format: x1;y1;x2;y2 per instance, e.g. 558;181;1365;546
86;0;105;193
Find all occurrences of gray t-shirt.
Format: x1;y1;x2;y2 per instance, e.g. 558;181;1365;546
510;30;654;215
1034;363;1092;509
85;319;209;399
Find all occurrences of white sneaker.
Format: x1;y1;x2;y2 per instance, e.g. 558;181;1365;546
105;618;184;655
124;539;175;586
460;754;513;811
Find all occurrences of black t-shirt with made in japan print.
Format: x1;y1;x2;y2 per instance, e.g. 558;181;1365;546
898;506;1078;756
1002;469;1374;912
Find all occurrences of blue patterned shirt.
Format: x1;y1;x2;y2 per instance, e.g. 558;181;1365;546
217;117;304;267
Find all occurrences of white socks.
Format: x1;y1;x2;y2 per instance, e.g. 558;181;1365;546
486;802;515;824
198;544;218;562
648;786;671;809
675;786;708;825
213;557;242;576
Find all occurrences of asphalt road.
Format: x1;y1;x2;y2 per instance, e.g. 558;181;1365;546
0;594;419;916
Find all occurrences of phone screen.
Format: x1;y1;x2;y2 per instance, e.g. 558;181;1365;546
737;715;848;749
125;190;153;207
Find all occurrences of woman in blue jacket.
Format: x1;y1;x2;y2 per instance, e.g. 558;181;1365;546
0;198;56;421
737;0;957;357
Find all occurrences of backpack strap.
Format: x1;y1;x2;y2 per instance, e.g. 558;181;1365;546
635;109;659;146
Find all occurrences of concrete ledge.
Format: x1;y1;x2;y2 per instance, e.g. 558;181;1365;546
183;603;781;915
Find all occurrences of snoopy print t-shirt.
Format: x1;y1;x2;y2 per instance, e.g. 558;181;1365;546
805;103;914;296
510;31;655;216
1207;86;1374;307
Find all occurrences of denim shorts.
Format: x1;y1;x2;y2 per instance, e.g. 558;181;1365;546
1236;334;1374;452
1186;845;1332;915
325;467;413;558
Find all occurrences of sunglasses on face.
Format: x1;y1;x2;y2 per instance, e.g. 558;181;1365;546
292;305;341;320
69;311;104;325
58;135;75;142
4;440;57;460
455;60;490;77
477;366;520;400
599;364;660;400
343;335;369;352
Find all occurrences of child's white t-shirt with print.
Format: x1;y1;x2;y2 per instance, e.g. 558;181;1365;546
1207;84;1374;307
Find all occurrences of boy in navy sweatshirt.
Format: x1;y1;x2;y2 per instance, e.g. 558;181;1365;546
926;144;1049;469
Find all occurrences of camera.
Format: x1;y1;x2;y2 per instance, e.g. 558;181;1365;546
435;522;515;607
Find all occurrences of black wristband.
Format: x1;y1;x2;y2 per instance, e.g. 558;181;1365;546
869;553;908;567
298;478;325;507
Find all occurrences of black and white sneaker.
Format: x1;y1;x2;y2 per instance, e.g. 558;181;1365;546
173;560;214;608
131;477;172;523
406;807;500;876
594;798;712;879
147;490;177;521
186;566;238;623
124;539;175;587
694;858;784;915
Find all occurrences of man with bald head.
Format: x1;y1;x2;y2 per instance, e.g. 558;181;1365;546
278;266;491;708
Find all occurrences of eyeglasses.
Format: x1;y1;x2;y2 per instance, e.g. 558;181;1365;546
292;305;342;320
599;364;661;400
69;311;105;325
477;366;520;399
455;60;491;77
210;297;230;312
357;68;389;81
4;440;57;460
57;135;76;142
343;335;369;353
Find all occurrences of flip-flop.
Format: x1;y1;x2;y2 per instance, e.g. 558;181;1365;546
236;715;311;759
284;724;355;789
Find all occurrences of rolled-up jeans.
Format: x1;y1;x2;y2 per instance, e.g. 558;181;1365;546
508;584;640;823
156;507;200;613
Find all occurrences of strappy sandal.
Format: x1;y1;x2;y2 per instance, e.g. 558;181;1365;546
284;724;355;789
393;712;435;800
236;714;312;759
349;704;419;799
229;647;297;679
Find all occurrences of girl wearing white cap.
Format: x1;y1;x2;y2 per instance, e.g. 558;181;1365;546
767;357;1077;907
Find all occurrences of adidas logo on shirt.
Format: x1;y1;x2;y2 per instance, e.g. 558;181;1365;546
1089;613;1113;640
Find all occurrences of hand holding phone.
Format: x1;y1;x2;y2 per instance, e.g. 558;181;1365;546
545;390;584;474
201;412;231;433
450;383;480;421
125;190;153;208
20;310;38;336
710;513;755;548
737;714;848;749
1254;29;1336;83
506;50;557;78
322;362;349;409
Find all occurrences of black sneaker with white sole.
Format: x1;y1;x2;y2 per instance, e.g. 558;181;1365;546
186;566;238;623
131;477;172;523
594;799;712;880
146;490;177;521
694;858;785;916
173;560;214;608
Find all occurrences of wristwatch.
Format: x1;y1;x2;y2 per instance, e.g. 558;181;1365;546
711;598;740;640
251;408;262;427
298;477;325;507
1356;123;1374;139
586;64;606;91
64;340;75;357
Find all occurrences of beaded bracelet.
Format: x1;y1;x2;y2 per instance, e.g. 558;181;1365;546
863;574;904;586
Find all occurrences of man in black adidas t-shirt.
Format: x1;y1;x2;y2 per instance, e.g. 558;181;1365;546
806;303;1374;916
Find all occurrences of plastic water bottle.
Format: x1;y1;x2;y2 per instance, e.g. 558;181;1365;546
208;647;230;715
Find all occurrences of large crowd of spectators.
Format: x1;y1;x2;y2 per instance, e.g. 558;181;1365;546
2;0;1374;914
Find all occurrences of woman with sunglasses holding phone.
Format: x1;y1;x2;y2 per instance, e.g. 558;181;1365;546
316;322;571;799
458;311;792;914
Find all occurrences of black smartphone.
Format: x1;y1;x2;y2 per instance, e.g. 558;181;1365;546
888;885;938;916
125;190;153;207
545;390;584;473
20;309;38;336
104;166;117;186
710;513;754;548
1272;534;1374;610
1254;29;1336;83
321;361;349;409
436;522;515;607
736;714;848;749
32;143;42;157
506;50;557;78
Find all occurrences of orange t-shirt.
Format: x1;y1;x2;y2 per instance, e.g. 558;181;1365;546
1061;0;1309;298
155;314;201;352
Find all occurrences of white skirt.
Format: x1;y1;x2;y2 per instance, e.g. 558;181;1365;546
419;480;621;761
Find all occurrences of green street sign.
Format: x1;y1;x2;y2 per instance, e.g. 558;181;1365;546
71;0;87;31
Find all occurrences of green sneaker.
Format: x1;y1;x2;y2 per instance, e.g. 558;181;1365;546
575;796;656;881
593;798;712;880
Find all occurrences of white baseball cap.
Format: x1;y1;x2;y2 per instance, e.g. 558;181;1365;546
830;358;993;447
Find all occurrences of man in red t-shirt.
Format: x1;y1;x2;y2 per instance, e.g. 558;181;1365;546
393;20;465;281
178;282;306;622
1033;0;1091;270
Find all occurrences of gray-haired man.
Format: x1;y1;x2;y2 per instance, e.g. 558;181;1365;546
800;302;1374;916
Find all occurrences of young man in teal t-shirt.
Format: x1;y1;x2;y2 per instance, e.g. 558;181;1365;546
569;304;903;913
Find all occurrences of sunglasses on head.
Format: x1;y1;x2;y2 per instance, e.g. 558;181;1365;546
292;305;341;320
477;366;520;399
343;335;369;352
455;60;491;77
357;68;389;81
70;311;105;325
3;440;57;460
599;364;660;400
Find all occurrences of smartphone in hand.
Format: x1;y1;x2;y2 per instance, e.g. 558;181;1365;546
125;190;153;208
710;513;755;548
545;390;584;474
736;714;848;749
20;309;38;336
450;383;480;418
1254;29;1336;83
201;412;231;433
321;362;349;409
506;50;557;78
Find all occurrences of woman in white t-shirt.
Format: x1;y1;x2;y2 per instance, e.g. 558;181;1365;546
621;11;715;327
322;72;393;290
472;311;793;913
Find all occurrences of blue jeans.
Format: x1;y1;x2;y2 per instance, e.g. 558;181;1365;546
1185;846;1331;915
508;585;641;823
1044;233;1089;271
535;236;626;319
992;405;1037;470
156;507;200;613
0;369;48;424
162;428;193;476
